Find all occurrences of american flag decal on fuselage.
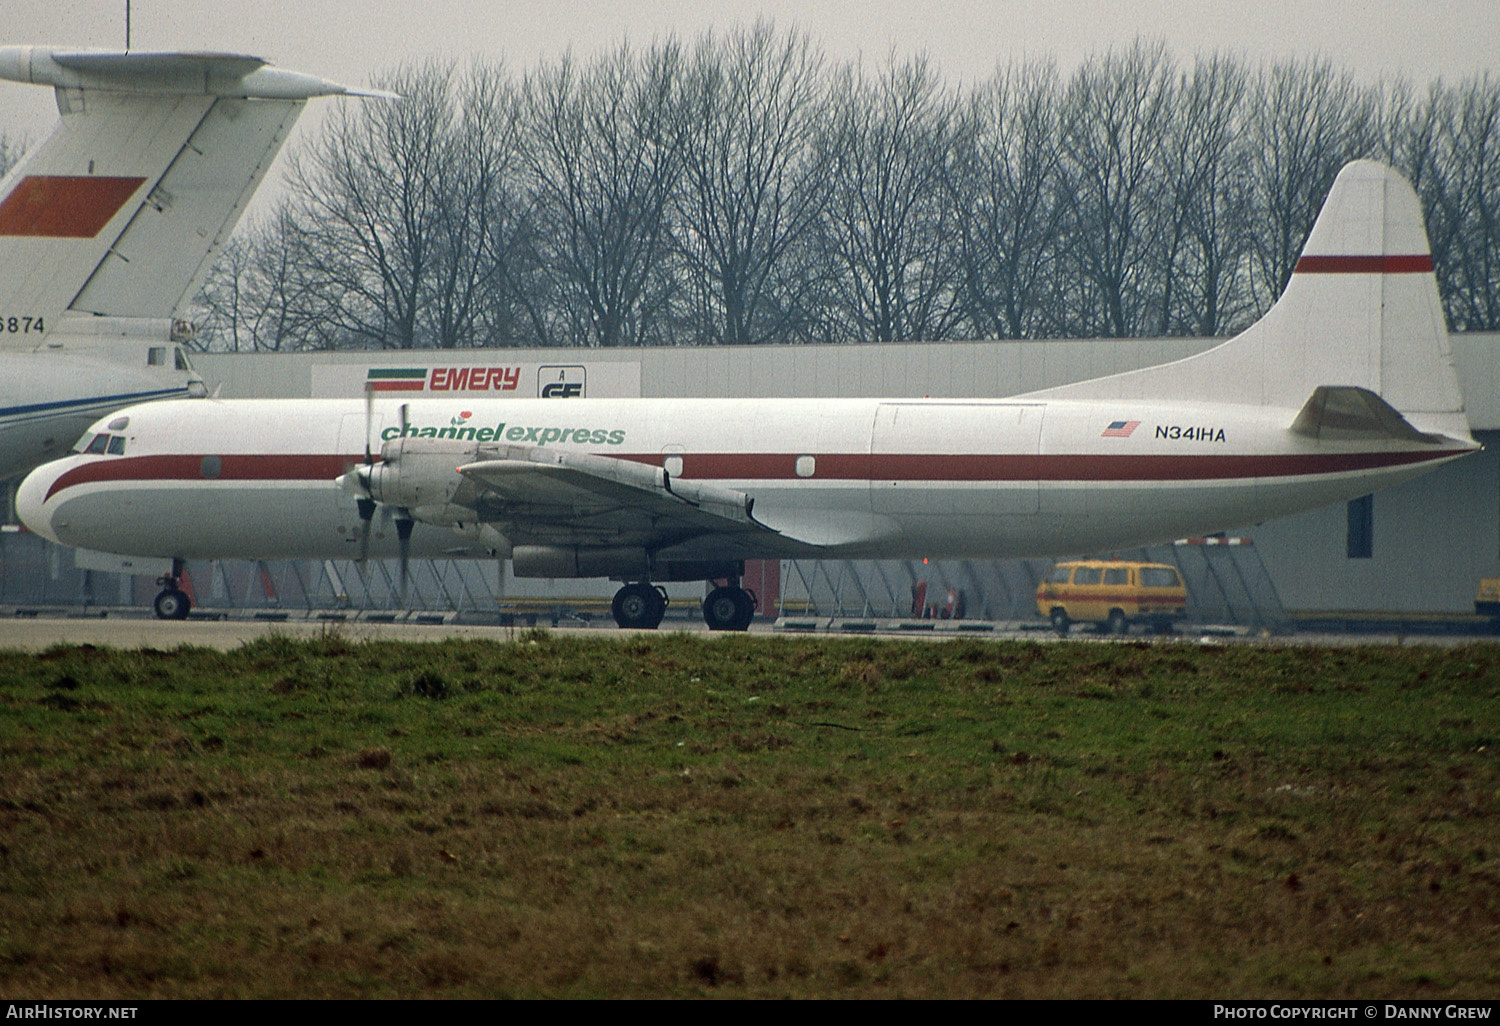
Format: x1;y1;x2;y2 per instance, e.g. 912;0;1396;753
1102;420;1140;438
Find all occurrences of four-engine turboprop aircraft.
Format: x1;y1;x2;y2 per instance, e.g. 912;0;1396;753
18;161;1480;627
0;46;384;481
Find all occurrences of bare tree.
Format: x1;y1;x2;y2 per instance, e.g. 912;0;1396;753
821;53;965;343
193;208;334;351
422;62;534;348
523;42;685;347
672;23;830;345
190;35;1500;352
1156;53;1253;336
284;61;456;349
949;60;1064;339
1246;59;1378;309
1431;76;1500;330
1056;41;1176;338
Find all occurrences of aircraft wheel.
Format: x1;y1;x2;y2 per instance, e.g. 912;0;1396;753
154;588;191;621
703;586;754;631
1049;607;1070;637
612;583;666;630
1107;609;1129;635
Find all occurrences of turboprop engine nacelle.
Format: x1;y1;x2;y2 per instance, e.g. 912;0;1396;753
512;545;651;579
337;438;478;510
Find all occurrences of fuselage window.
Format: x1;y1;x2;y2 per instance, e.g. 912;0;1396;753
147;347;166;366
106;436;126;456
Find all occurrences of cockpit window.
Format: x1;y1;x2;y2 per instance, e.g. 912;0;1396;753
174;347;193;372
84;434;110;454
107;436;126;456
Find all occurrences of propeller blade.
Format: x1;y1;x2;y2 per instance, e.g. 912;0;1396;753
396;513;414;603
363;385;375;466
355;497;375;562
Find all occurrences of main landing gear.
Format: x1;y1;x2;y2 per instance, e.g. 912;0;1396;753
612;582;669;630
609;578;759;631
702;582;757;631
153;560;192;620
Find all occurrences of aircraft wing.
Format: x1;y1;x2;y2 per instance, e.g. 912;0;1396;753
453;445;780;552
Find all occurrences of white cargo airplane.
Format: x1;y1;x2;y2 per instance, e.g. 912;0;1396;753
0;46;381;481
17;161;1479;627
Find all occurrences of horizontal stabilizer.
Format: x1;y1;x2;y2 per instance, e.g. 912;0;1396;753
0;47;392;100
1289;386;1446;444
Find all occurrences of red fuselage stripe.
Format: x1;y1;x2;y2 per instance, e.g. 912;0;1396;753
1293;254;1433;274
42;449;1465;503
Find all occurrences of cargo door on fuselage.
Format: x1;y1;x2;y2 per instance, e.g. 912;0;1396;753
871;403;1043;517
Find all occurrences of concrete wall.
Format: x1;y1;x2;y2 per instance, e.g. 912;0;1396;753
1244;431;1498;614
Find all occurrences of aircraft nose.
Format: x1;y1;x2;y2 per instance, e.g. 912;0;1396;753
16;461;64;544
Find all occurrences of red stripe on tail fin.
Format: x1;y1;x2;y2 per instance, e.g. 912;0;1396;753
0;175;144;237
1294;255;1433;274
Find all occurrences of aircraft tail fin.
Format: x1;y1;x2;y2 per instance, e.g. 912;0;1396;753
1023;160;1472;442
0;48;383;348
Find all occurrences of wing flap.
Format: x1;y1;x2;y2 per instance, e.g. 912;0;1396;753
457;445;765;543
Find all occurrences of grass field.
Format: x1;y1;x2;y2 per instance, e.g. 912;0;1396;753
0;630;1496;998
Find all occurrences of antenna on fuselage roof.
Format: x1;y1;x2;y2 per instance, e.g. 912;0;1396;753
125;1;131;51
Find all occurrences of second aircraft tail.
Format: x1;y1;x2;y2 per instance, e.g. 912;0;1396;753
0;47;388;347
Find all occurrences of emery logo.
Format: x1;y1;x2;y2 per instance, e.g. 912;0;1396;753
365;367;522;393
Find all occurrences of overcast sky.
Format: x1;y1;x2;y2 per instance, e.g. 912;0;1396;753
2;1;1494;202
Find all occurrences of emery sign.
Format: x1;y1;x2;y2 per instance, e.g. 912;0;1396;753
311;361;641;399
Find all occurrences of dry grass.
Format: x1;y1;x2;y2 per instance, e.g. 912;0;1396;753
0;632;1495;997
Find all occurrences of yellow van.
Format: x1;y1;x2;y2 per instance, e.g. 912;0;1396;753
1035;560;1187;636
1476;578;1500;619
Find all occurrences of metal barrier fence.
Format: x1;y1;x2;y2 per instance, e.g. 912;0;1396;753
2;527;1287;628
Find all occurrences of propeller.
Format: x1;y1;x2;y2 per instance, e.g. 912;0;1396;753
396;512;414;603
335;397;416;606
390;404;413;605
352;384;378;561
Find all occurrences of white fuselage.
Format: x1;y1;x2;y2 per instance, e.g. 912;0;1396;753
0;348;202;482
16;395;1472;566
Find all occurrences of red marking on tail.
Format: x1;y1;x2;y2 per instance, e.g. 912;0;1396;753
1294;255;1433;274
0;175;145;237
